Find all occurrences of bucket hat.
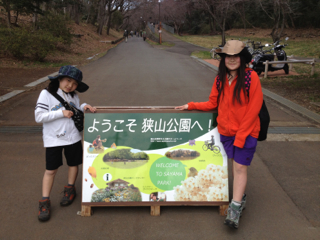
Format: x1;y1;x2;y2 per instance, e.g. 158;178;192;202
215;40;252;63
48;65;89;93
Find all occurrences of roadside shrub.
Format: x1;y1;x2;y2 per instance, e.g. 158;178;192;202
37;12;73;46
0;27;57;61
199;24;211;35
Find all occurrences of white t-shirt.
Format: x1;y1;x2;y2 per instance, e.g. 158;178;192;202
35;88;87;148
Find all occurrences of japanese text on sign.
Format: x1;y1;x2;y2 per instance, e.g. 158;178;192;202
88;118;205;133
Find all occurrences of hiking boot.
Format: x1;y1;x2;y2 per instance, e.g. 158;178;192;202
240;193;247;216
224;202;241;229
60;186;76;206
38;199;51;222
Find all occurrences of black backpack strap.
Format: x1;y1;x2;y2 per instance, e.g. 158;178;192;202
215;75;221;91
245;70;252;98
45;89;71;111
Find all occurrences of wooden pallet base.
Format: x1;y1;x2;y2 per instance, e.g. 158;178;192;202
80;204;229;217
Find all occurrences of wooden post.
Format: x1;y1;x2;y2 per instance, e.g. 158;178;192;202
219;204;229;216
81;205;92;216
289;55;293;71
311;59;315;76
150;206;161;216
264;61;269;78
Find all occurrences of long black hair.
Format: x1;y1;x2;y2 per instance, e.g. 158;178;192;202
217;55;248;105
47;77;75;97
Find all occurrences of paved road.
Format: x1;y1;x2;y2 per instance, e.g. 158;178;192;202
0;35;319;239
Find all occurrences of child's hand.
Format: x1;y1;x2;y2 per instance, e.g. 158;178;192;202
175;104;188;110
63;110;74;118
84;105;96;113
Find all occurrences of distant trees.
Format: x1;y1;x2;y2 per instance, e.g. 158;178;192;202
161;0;190;36
0;0;319;43
103;149;149;162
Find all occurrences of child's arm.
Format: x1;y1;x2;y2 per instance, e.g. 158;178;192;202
175;104;188;110
83;104;96;113
175;77;219;111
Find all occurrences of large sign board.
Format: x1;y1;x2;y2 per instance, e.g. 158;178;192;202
82;108;228;211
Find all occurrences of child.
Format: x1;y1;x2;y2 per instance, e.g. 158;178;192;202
88;145;94;153
35;65;96;222
175;40;263;229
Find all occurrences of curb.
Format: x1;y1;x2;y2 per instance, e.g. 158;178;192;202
0;71;58;103
192;56;320;124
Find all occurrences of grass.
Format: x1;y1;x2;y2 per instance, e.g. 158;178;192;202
191;51;212;59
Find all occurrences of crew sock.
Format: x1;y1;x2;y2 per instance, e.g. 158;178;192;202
231;199;241;207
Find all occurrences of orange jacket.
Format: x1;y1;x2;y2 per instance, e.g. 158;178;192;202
188;69;263;148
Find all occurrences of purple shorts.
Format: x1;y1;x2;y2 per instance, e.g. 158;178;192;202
220;134;257;166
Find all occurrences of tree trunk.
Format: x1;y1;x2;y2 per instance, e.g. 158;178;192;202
209;15;213;34
4;0;11;28
33;2;40;29
33;12;37;28
106;13;112;35
221;16;226;46
86;11;91;24
14;11;19;25
97;0;107;35
74;1;80;25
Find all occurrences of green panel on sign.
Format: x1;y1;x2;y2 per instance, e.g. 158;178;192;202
149;157;187;191
84;112;217;150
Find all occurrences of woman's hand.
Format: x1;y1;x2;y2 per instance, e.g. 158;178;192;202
84;105;96;113
175;104;188;110
63;110;74;118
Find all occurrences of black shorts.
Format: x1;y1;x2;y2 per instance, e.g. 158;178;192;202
46;141;83;170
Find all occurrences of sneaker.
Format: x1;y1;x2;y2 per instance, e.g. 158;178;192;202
224;202;241;229
38;199;51;222
60;186;76;206
240;193;247;215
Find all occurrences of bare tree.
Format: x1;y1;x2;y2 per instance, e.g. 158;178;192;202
1;0;12;28
234;0;256;30
162;0;189;35
106;0;125;35
199;0;243;45
258;0;295;42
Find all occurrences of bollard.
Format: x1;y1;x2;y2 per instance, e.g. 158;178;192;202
311;59;315;76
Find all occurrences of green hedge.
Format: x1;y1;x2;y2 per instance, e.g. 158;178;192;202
0;28;57;61
37;12;73;46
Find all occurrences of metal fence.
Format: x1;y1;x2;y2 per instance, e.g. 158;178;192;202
147;22;155;34
161;23;174;34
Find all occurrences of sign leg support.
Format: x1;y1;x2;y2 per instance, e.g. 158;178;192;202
81;205;92;216
150;206;161;216
219;204;229;216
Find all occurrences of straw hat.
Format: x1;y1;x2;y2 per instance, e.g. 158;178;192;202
215;40;252;63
